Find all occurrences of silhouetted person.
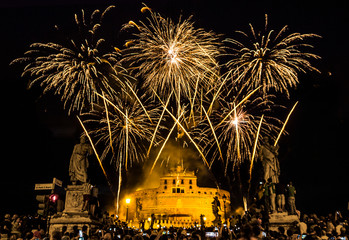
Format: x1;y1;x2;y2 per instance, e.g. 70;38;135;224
286;182;297;215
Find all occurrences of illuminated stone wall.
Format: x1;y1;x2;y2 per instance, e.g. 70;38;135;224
125;166;231;227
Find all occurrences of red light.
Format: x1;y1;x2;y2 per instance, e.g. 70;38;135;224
49;194;58;203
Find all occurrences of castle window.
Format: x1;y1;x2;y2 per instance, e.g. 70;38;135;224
172;187;185;193
164;186;167;190
189;180;192;184
189;186;192;189
164;180;167;184
181;179;184;184
173;179;176;184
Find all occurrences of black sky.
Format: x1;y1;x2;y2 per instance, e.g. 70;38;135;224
1;0;348;216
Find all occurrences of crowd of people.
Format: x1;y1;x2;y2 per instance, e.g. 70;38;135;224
0;210;348;240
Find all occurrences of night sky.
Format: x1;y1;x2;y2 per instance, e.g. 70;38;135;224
1;0;348;216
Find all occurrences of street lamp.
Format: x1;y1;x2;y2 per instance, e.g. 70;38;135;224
126;198;131;222
222;194;227;224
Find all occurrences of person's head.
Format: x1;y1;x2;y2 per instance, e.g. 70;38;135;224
51;231;62;240
241;223;254;239
278;226;285;235
103;233;112;240
286;229;293;237
10;234;17;240
72;226;78;233
89;235;98;240
24;232;34;239
33;230;42;239
340;227;346;235
39;229;45;238
133;235;144;240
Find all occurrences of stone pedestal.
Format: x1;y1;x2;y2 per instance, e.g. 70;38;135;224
269;212;299;231
48;185;101;238
64;185;87;214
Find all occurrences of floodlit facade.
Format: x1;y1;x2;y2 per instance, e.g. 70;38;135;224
125;165;231;227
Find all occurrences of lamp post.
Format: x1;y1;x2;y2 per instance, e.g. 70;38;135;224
126;198;131;222
222;194;227;224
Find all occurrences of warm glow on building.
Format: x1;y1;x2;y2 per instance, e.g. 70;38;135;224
125;165;231;227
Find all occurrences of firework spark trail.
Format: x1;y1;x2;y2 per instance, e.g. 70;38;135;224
95;92;158;213
117;161;122;214
125;81;153;123
233;103;241;162
102;93;115;157
224;15;321;97
95;92;139;131
122;5;221;104
149;110;185;175
274;101;298;146
125;110;129;171
147;91;173;157
86;90;161;174
164;105;209;168
189;76;200;125
202;106;223;168
207;73;230;115
77;116;108;179
153;90;210;167
101;95;122;214
218;87;260;126
249;114;264;182
204;91;283;171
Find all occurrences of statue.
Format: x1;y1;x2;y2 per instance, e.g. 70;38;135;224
259;136;280;183
211;196;221;226
136;198;142;220
200;214;205;228
69;136;93;184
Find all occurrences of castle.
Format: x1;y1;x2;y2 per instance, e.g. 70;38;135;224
124;165;231;227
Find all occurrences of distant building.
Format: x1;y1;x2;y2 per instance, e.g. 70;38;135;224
124;165;231;227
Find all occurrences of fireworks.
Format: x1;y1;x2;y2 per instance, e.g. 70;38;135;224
83;91;163;170
203;90;282;171
122;5;221;104
12;6;132;114
12;4;322;206
224;15;321;97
